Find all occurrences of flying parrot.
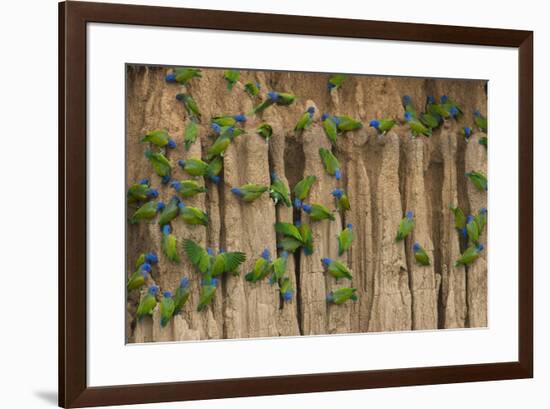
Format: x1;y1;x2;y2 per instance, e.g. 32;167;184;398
465;171;488;192
338;223;354;256
292;175;317;209
319;148;342;180
402;95;417;118
230;184;269;202
321;113;338;145
369;118;396;134
136;286;158;321
450;205;467;238
269;251;289;285
173;277;191;315
256;123;273;140
141;128;176;149
175;93;201;121
327;287;358;305
269;172;291;207
294;106;315;132
144;150;172;179
224;70;240;91
333;115;363;132
425;96;450;120
332;188;350;212
396;211;415;241
211;114;247;127
475;207;488;233
160;291;175;328
158;196;180;226
182;239;211;274
245;248;273;283
466;214;480;244
302;203;335;222
165;67;202;84
278;277;293;301
161;224;180;263
129;201;165;224
244;81;261;97
183;120;199;151
455;244;484;266
177;201;208;226
474;110;487;133
127;179;158;204
321;258;353;281
412;242;430;266
170;179;207;198
197;277;218;312
327;74;347;91
127;262;152;292
405;111;432;137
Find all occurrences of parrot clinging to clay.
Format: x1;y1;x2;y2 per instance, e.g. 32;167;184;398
404;111;432;137
161;224;180;263
245;248;273;283
182;239;246;277
275;220;313;255
250;91;296;114
144;150;172;181
165;67;202;85
278;277;293;302
135;252;158;268
319;148;342;180
256;123;273;140
197;277;218;312
136;286;158;322
475;207;488;234
127;178;158;204
465;171;488;192
269;172;291;207
230;184;269;202
269;251;289;285
302;203;335;222
450;205;467;238
327;287;358;305
455;244;484;266
461;126;472;142
321;113;338;145
412;242;430;266
396;211;415;241
211;114;247;127
333;115;363;132
175;93;201;121
327;74;347;92
440;95;463;119
173;277;191;315
178;201;208;226
160;291;175;328
466;214;480;245
244;81;261;97
158;196;180;227
129;201;165;224
177;157;222;184
170;179;207;198
474;110;488;133
223;69;240;91
337;224;354;256
331;188;350;212
369;118;396;135
206;125;236;160
321;258;353;282
141;128;176;149
294;106;315;132
183;120;199;151
127;262;152;292
292;175;317;209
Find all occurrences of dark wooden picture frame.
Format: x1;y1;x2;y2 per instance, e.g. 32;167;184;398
59;1;533;407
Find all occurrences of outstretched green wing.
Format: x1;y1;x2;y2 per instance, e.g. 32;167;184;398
222;252;247;274
182;239;210;273
274;222;303;242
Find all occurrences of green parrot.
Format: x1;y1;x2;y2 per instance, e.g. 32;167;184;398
319;148;342;180
136;286;158;321
455;244;484;266
269;251;289;285
420;113;440;130
294;106;315;132
274;222;304;243
425;97;450;120
327;287;358;305
182;239;211;274
369;118;396;134
278;237;303;253
321;258;353;281
170;179;207;198
135;252;158;268
251;90;296;114
478;136;488;148
129;201;165;224
177;157;223;184
466;214;480;244
144;150;172;178
440;95;463;119
298;221;313;255
412;242;430;266
302;203;335;222
211;114;247;127
405;111;432;137
321;113;338;145
177;201;208;226
396;211;415;241
161;224;180;263
158;196;180;226
333;115;363;132
256;123;273;140
206;126;235;160
475;207;488;234
230;184;269;202
292;175;317;209
197;277;219;312
224;70;240;90
278;277;293;301
327;74;347;91
209;248;247;277
465;171;488;192
245;248;273;283
244;81;261;97
183;120;199;151
269;172;291;207
338;224;354;256
165;67;202;85
175;93;201;121
160;291;175;328
127;262;152;292
127;178;158;204
331;188;350;212
173;277;191;315
450;205;467;239
461;126;473;142
474;110;487;133
402;95;417;118
141;128;176;149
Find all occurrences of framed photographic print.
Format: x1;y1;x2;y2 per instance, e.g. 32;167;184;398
59;1;533;407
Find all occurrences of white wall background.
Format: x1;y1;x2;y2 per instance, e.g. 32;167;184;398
0;0;545;408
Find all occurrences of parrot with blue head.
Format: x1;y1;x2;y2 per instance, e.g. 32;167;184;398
321;258;353;281
327;74;347;92
161;224;180;263
129;201;165;224
197;277;218;312
474;110;488;133
141;128;176;149
244;81;261;97
419;112;441;131
327;287;358;305
338;224;354;256
173;277;191;315
292;175;317;209
475;207;488;233
412;243;430;266
461;126;473;142
245;249;273;283
160;291;175;328
402;95;417;118
269;251;289;285
333;115;363;132
455;244;484;266
127;262;152;292
319;148;342;180
369;118;396;135
175;93;201;121
135;252;158;268
321;113;338;145
127;179;158;204
183;120;199;151
136;286;158;321
405;112;432;137
256;123;273;140
158;196;181;227
224;70;240;91
450;205;467;238
170;179;207;198
178;201;208;226
440;95;463;119
269;172;292;207
177;157;222;184
302;203;335;222
231;184;269;202
211;114;247;127
206;125;235;160
466;215;480;245
144;150;172;178
465;171;488;192
294;106;315;132
275;222;306;254
165;67;202;85
396;211;415;241
279;277;293;302
332;188;350;212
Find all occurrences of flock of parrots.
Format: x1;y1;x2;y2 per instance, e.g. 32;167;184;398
127;68;488;328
